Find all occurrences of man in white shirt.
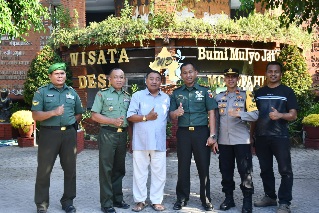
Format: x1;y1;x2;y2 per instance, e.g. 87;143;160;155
127;70;170;212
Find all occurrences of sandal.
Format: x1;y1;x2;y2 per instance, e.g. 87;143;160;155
151;204;166;211
132;202;148;212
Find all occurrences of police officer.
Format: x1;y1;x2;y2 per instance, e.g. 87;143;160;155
32;62;83;213
213;68;258;213
91;68;131;213
170;62;218;211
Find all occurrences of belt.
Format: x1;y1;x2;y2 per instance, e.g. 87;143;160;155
102;126;127;132
41;125;74;131
179;125;207;131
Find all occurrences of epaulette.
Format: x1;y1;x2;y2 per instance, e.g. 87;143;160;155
124;91;130;95
101;88;108;91
37;85;47;90
68;86;76;91
173;86;182;91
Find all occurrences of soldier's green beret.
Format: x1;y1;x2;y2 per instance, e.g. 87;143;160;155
48;63;66;74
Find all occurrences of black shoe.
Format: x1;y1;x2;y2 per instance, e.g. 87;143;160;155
101;207;116;213
202;202;214;211
220;197;235;211
173;200;187;210
114;201;130;209
62;205;76;213
37;208;47;213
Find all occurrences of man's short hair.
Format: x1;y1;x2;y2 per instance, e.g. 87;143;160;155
145;70;162;80
180;62;197;71
266;61;283;72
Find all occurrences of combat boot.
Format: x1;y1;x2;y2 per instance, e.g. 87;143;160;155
220;192;235;211
242;192;252;213
254;194;277;207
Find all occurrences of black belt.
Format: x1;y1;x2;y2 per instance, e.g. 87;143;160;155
41;125;74;131
102;126;127;132
179;125;207;131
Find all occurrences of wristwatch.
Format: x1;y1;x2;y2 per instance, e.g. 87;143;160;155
142;115;147;122
210;134;217;140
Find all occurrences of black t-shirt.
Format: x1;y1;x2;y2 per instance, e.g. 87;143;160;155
254;84;298;137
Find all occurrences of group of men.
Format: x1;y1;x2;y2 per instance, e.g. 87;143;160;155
32;61;297;213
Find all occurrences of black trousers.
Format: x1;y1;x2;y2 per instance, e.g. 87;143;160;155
35;127;77;209
175;126;211;204
219;144;254;194
255;136;293;205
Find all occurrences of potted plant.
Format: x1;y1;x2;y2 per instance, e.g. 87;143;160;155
302;114;319;139
10;110;34;138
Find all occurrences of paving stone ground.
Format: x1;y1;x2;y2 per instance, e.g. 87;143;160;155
0;146;318;213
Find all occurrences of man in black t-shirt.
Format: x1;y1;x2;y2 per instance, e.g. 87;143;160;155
252;61;298;213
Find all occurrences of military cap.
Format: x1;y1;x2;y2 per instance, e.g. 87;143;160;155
48;62;66;74
224;68;239;76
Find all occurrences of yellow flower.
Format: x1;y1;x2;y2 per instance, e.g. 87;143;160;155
10;110;34;133
302;114;319;127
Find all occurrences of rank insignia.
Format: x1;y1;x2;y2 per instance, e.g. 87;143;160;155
32;100;39;106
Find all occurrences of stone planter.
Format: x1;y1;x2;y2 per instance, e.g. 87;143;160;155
0;123;14;140
18;137;34;147
77;130;84;154
304;138;319;149
303;125;319;139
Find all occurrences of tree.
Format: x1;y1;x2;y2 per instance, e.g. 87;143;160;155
0;0;49;40
277;45;314;140
240;0;319;32
23;45;73;105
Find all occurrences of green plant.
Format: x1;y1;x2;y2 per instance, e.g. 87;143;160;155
278;45;312;96
10;110;34;133
49;3;313;51
130;84;139;94
0;0;50;40
276;45;314;140
9;102;29;114
23;45;73;105
302;114;319;127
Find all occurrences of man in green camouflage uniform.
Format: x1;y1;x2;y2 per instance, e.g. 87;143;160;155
91;68;131;213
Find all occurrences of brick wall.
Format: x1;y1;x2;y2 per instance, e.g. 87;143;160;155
0;1;52;100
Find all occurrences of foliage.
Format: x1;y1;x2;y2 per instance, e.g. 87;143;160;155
23;45;73;105
302;114;319;127
10;110;34;133
240;0;319;32
278;45;312;96
0;0;49;40
51;5;79;29
49;5;313;51
9;102;29;114
286;91;316;139
130;84;139;94
276;45;314;139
